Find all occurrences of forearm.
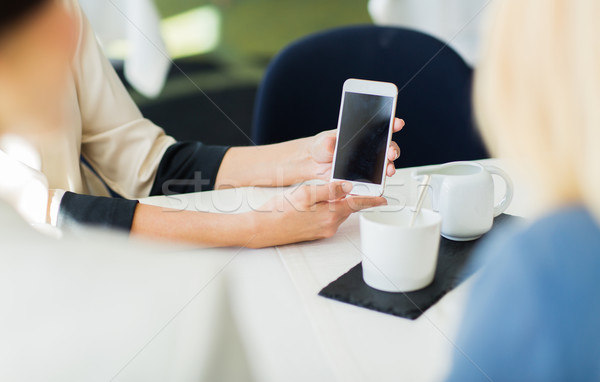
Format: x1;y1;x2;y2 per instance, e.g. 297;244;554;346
132;182;386;249
55;192;266;248
131;203;260;248
57;183;384;249
214;137;313;189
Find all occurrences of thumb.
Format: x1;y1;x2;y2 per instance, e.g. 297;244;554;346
312;181;351;203
311;132;336;163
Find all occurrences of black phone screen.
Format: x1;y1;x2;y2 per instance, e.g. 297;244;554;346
333;92;395;184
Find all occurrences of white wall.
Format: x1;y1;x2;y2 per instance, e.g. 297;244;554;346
369;0;491;66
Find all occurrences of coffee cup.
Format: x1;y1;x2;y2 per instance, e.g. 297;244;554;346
360;205;442;292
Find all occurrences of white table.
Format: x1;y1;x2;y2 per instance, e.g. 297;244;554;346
140;159;534;382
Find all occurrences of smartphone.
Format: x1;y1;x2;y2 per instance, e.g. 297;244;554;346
331;79;398;196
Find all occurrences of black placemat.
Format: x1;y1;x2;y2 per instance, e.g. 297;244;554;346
319;214;521;320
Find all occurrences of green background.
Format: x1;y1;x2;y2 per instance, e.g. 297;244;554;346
129;0;373;146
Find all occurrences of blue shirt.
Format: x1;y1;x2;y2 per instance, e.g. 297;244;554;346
445;206;600;381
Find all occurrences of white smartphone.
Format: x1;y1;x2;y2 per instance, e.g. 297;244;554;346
331;78;398;197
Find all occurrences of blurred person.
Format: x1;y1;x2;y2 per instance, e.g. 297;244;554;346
0;0;406;248
0;4;253;379
368;0;488;65
0;0;75;225
445;0;600;380
0;200;254;381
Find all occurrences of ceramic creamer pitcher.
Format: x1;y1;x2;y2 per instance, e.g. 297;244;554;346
412;162;514;241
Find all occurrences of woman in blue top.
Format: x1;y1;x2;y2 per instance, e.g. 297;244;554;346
445;0;600;380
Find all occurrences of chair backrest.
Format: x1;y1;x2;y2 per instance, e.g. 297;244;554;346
252;25;488;168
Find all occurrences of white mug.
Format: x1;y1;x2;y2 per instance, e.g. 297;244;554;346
412;162;514;241
360;206;442;292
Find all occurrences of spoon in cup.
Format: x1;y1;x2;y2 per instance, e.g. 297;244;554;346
409;175;431;227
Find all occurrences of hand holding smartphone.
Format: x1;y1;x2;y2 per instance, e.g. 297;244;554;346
331;79;398;196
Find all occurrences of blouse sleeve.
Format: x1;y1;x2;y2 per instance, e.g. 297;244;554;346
57;192;139;232
71;4;175;200
53;3;232;232
150;142;230;196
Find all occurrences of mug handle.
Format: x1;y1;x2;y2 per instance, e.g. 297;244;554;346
485;165;514;217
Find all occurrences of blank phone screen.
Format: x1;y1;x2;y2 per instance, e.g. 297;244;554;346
333;92;395;184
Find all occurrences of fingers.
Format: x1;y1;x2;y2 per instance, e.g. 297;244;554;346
386;141;400;177
294;181;350;206
342;196;387;213
387;141;400;161
386;162;396;177
320;181;352;201
393;118;405;133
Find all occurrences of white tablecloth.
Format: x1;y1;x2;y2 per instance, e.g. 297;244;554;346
140;159;534;382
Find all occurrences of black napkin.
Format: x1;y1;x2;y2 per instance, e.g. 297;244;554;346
319;214;521;320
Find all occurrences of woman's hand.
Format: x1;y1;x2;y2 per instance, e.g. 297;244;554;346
306;118;405;181
247;181;386;248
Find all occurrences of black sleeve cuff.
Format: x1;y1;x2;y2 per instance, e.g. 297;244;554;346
150;142;230;196
58;192;139;232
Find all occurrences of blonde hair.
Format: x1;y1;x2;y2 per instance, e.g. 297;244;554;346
475;0;600;219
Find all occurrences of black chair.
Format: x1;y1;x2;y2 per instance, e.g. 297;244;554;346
251;25;488;168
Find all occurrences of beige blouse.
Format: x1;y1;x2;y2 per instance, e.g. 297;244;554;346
40;0;175;202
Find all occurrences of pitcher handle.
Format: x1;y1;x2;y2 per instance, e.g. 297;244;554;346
485;165;514;217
